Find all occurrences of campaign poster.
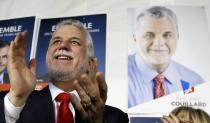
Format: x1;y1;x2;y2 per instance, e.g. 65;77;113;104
0;16;36;63
35;14;106;82
127;5;210;116
0;16;36;86
130;117;162;123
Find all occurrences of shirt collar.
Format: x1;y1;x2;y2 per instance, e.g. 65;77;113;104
134;53;181;85
49;83;80;101
0;73;4;83
135;53;157;84
162;61;182;85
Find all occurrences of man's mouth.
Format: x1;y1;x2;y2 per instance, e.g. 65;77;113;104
55;55;73;60
149;49;169;52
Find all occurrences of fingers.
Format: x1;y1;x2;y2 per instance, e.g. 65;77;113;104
89;58;98;73
7;41;15;64
161;114;180;123
73;74;102;108
96;72;107;102
14;31;28;49
75;72;107;104
160;117;168;123
70;93;87;119
8;31;29;65
72;72;106;123
29;59;36;75
86;57;98;79
81;74;99;95
73;80;91;104
169;113;179;122
73;79;97;111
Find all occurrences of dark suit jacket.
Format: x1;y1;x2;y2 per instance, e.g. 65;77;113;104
0;86;128;123
3;73;10;83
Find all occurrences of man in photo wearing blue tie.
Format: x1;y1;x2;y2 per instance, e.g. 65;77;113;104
128;6;204;108
0;19;128;123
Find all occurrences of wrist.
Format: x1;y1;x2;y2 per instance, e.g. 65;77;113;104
8;90;29;106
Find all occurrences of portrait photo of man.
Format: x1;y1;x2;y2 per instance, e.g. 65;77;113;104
0;40;10;83
128;6;209;108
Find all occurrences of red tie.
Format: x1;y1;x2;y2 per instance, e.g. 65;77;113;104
154;74;166;98
55;92;74;123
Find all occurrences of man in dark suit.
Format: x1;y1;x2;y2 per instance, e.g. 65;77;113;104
0;40;10;84
0;19;128;123
2;73;9;83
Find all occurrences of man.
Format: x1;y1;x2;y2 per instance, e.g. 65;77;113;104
128;6;204;108
0;40;10;84
0;19;128;123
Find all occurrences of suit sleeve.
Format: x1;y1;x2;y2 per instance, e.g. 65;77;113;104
0;91;7;123
104;105;129;123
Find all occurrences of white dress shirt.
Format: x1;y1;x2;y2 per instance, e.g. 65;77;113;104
0;73;4;84
128;53;204;108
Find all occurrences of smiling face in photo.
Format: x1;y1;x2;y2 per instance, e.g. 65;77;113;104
135;16;178;71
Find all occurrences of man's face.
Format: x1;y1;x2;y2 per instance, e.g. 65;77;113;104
46;25;88;82
135;16;178;69
0;46;9;74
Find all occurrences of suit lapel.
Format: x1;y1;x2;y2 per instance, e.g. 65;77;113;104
3;73;10;83
17;86;56;123
0;91;7;123
38;86;55;123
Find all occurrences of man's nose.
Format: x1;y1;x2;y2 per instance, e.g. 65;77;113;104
58;41;71;50
153;36;165;46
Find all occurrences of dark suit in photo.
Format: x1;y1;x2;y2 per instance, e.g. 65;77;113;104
3;73;10;83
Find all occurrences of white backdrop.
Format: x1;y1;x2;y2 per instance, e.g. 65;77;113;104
1;0;210;112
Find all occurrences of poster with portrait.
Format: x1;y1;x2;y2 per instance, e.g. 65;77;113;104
0;16;36;87
34;14;107;82
130;117;162;123
127;5;210;118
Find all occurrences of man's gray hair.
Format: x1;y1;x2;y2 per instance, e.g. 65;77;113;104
137;6;178;31
55;19;94;57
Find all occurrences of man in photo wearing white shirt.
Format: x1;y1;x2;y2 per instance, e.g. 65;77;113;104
128;6;204;108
